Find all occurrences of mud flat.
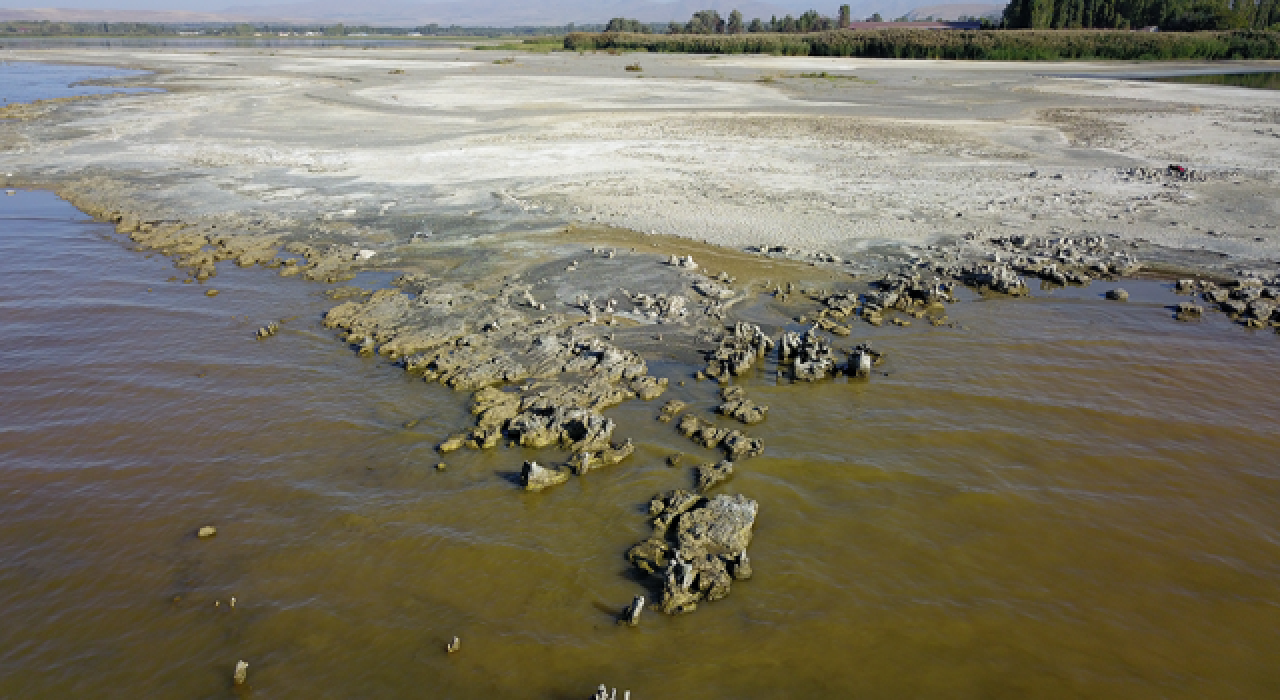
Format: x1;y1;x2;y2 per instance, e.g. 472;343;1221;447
2;47;1280;698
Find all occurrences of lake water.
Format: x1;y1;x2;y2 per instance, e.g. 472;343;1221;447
0;61;158;105
1148;71;1280;91
2;66;1280;699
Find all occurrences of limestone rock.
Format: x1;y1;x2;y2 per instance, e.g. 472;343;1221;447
695;460;734;492
521;460;569;492
627;492;758;616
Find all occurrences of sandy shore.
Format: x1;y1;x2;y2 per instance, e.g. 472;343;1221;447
1;48;1278;266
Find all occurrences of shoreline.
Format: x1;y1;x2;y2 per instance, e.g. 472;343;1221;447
3;47;1280;622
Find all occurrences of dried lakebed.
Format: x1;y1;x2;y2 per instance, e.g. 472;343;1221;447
3;50;1280;698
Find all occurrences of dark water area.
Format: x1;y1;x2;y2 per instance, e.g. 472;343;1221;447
1147;71;1280;90
3;188;1280;698
0;61;159;104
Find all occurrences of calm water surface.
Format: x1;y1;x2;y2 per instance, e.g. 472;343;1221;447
2;189;1279;698
0;61;158;104
1149;71;1280;90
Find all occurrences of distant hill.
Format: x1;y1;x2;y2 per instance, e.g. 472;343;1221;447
217;0;800;26
0;0;1005;27
0;7;254;22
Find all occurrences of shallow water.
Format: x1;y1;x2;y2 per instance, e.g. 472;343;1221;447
3;187;1280;698
0;61;158;105
1148;71;1280;90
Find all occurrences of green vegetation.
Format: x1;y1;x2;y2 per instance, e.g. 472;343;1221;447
1003;0;1280;29
565;28;1280;59
474;36;565;52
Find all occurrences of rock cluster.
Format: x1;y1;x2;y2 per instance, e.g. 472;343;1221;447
1179;277;1280;326
676;414;764;461
627;491;757;615
321;283;674;466
780;326;837;381
717;385;768;424
704;322;773;379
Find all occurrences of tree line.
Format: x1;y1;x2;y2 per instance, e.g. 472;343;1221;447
603;5;995;36
568;27;1280;58
1002;0;1280;29
604;2;1278;33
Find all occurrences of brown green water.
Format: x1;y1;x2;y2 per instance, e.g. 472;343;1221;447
2;189;1280;698
1149;71;1280;90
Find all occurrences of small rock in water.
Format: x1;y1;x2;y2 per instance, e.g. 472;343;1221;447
205;289;219;297
1106;288;1129;301
521;460;569;492
446;636;461;653
233;660;249;686
593;685;630;700
619;595;645;627
197;525;217;538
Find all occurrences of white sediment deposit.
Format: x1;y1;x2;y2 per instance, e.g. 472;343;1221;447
1;48;1277;263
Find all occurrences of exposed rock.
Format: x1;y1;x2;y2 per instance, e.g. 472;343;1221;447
567;439;635;475
521;460;570;492
657;399;686;422
1176;302;1204;320
722;430;764;461
704;322;774;379
848;342;883;378
619;595;645;627
197;525;217;538
628;492;758;615
676;414;764;461
695;460;734;492
1106;288;1129;301
717;386;768;424
233;661;249;686
780;326;836;381
630;376;668;400
255;321;279;339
